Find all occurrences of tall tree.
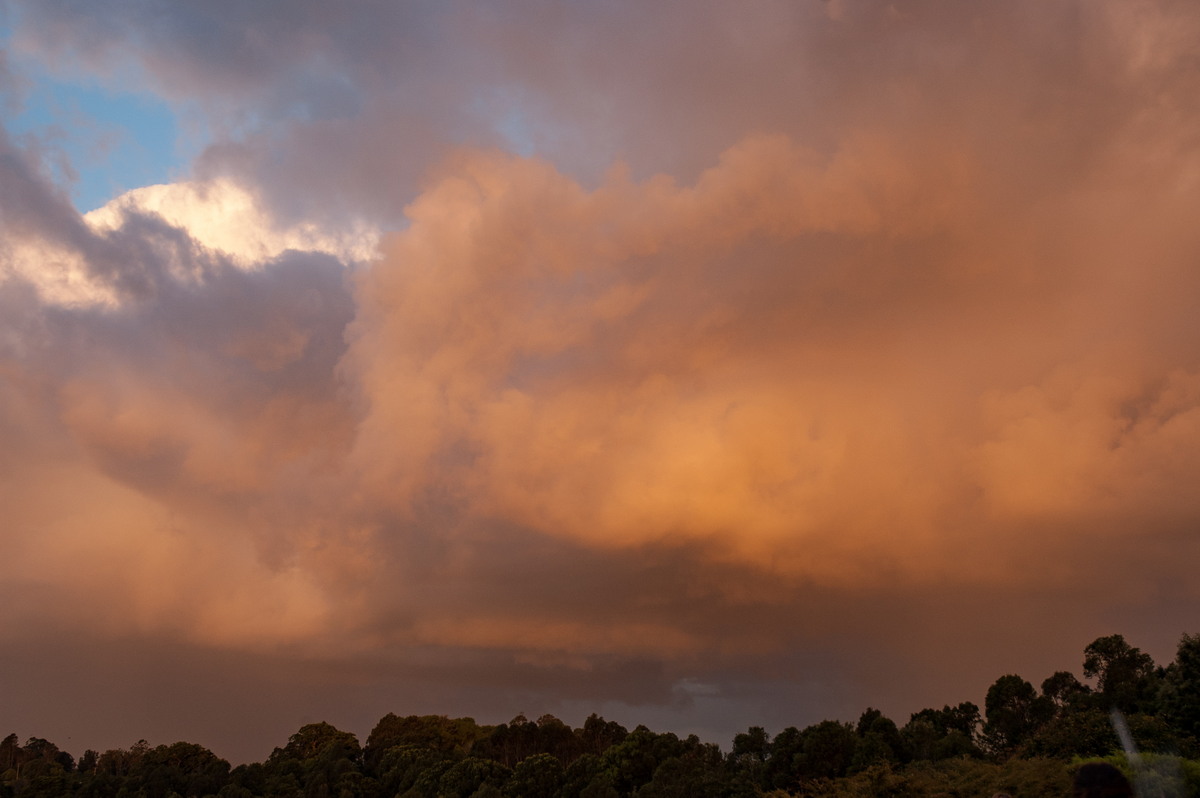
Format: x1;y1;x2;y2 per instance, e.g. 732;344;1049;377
984;674;1053;754
265;721;363;798
852;708;904;771
1160;632;1200;739
730;726;769;766
577;714;628;758
1083;634;1159;713
728;726;770;788
0;734;21;773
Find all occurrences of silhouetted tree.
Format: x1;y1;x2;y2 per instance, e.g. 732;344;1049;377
599;727;685;795
902;703;983;761
763;726;804;792
851;708;904;771
365;714;482;770
1042;670;1091;712
797;720;857;780
1083;634;1159;713
728;725;769;785
1161;633;1200;739
577;714;628;758
984;674;1053;754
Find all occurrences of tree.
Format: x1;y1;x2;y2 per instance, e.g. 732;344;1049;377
1041;671;1091;712
730;726;770;764
902;703;983;761
496;715;541;767
763;726;803;792
534;714;581;764
1083;634;1159;713
908;702;982;741
637;753;733;798
577;769;619;798
729;726;770;785
599;727;685;795
0;735;20;774
227;762;268;796
437;756;511;798
373;745;450;797
1160;632;1200;739
266;722;362;798
364;715;482;770
796;720;857;780
504;752;564;798
1022;707;1118;759
400;758;454;798
134;742;230;798
983;675;1053;754
852;709;903;771
270;722;361;765
576;715;627;758
560;753;605;798
96;741;150;778
21;738;69;772
77;750;99;775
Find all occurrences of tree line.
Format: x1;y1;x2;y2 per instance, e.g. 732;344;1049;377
3;632;1200;798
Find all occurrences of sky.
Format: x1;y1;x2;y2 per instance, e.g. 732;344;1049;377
3;0;1200;765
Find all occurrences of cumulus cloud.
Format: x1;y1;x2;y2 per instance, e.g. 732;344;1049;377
86;180;380;267
341;136;976;574
4;0;1200;763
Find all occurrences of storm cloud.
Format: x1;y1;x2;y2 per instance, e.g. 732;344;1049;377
3;0;1200;763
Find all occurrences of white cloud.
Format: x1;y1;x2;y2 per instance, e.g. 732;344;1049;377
85;178;380;267
3;177;380;308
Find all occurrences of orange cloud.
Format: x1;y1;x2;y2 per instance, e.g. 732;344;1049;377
6;0;1200;762
7;108;1200;666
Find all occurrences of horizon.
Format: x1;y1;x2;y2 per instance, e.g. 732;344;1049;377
3;629;1192;768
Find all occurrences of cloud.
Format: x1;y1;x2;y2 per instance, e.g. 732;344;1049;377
341;136;976;576
0;121;361;654
12;113;1199;660
4;0;1200;764
3;170;378;307
335;115;1200;598
85;180;380;268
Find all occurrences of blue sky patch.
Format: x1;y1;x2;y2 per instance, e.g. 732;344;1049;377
2;25;194;212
